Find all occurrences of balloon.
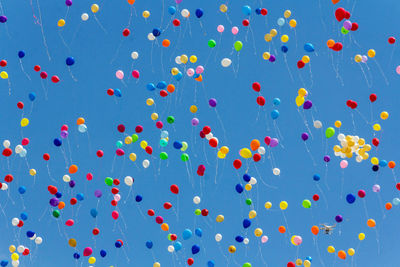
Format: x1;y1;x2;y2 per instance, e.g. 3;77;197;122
217;25;224;33
215;233;222;242
368;49;376;58
304;43;315;52
81;13;89;21
295;96;305;107
289;19;297;27
240;148;252;159
301;133;309;141
340;160;348;168
327;246;335;253
279;201;288;210
367;219;376;227
302;199;311;208
338;250;346;260
221;58;232;67
195;8;203;18
231;26;239;35
91;4;99;13
281;35;289;43
311;226;319;235
325;127;335;138
234;41;243;51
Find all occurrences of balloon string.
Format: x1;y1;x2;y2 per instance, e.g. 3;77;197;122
36;0;51;60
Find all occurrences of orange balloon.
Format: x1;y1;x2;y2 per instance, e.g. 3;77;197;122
338;250;346;260
77;117;85;125
127;0;135;4
327;39;335;48
367;219;376;228
250;139;260;151
161;223;169;231
58;201;65;209
331;0;340;4
388;161;396;169
167;84;175;93
162;39;170;47
385;203;392;210
278;226;286;233
311;225;319;235
69;164;78;174
195;75;202;82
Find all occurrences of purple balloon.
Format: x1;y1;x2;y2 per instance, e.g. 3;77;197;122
60;130;69;138
69;180;76;188
208;98;217;107
65;0;72;6
323;155;330;162
372;184;380;193
301;133;309;141
94;190;102;198
175;0;182;3
343;20;352;30
49;197;60;207
303;100;312;110
0;16;7;23
191;118;199;126
270;138;279;147
269;55;276;62
335;215;343;223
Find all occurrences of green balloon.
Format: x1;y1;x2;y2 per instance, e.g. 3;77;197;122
243;263;252;267
325;127;335;138
116;140;123;148
167;116;175;124
208;39;216;48
167;234;172;241
234;41;243;51
181;153;189;162
194;209;201;215
341;27;349;34
131;134;139;143
245;198;252;205
53;210;60;218
302;199;312;209
160;152;168;160
105;177;113;186
160;139;168;147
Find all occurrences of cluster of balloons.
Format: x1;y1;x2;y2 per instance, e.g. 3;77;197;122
295;88;312;109
333;134;372;163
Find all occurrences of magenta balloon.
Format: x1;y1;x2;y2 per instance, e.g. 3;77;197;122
270;138;279;147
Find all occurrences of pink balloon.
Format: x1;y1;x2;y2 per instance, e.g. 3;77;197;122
231;26;239;35
132;70;140;78
217;25;224;33
112;210;119;220
195;66;204;74
114;194;121;202
340;160;348;169
65;219;74;226
186;68;195;77
83;247;93;256
396;65;400;75
116;70;124;80
261;235;269;243
293;235;302;245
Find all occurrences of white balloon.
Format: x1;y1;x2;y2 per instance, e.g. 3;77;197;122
63;175;71;182
143;159;150;168
17;245;25;253
124;176;133;186
221;58;232;67
81;13;89;21
338;133;345;141
258;146;266;155
19;149;27;157
334;151;340;157
181;9;190;18
15;145;23;154
313;120;322;129
3;140;10;148
131;51;139;60
1;183;8;190
35;237;43;245
215;233;222;242
11;260;19;267
353;136;359;142
243;238;249;245
147;33;155;41
273;168;280;176
114;194;121;202
193;196;201;204
249;177;257;185
29;234;37;240
167;245;175;252
78;124;87;133
205;133;213;140
175;56;182;64
11;218;19;226
356;156;363;163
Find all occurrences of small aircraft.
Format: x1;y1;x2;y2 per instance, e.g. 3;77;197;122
319;224;336;235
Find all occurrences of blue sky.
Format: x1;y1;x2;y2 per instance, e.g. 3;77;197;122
0;0;400;266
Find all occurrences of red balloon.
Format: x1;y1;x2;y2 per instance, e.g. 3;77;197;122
111;210;119;220
155;216;163;224
43;153;50;161
203;126;211;135
201;209;209;216
209;138;218;147
242;19;249;26
264;136;271;145
111;187;119;195
65;219;74;226
135;125;143;133
117;124;125;132
170;184;179;194
233;159;242;169
147;209;155;216
253;153;261;162
172;19;180;26
21;138;30;146
40;71;48;79
17;220;24;227
313;194;320;201
335;8;346;21
4;174;13;183
372;138;379;147
163;202;172;209
70;198;77;205
388;37;396;44
187;258;194;266
287;262;296;267
113;178;120;186
92;228;100;235
51;75;60;83
2;148;12;157
357;190;366;198
332;42;343;51
369;93;377;102
297;60;305;69
122;28;130;36
260;8;268;15
86;173;93;180
145;146;153;154
96;150;104;157
252;82;261;92
111;200;118;206
34;65;41;72
160;90;168;97
0;60;7;67
107;88;114;95
256;96;266;106
156;121;163;129
48;185;58;195
344;11;351;19
22;248;30;256
351;22;358;31
170;234;177;241
396;183;400;191
17;102;24;109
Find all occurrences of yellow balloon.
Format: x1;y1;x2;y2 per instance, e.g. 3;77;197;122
281;34;289;43
290;236;297;246
181;142;188;152
11;253;19;261
302;55;310;63
354;54;362;63
142;10;150;18
334;120;342;128
220;4;228;13
153;263;161;267
380;111;389;120
367;49;376;58
216;215;224;223
21;118;29;127
264;201;272;209
364;144;372;151
270;29;278;37
358;138;365;145
254;228;263;237
9;245;16;253
140;140;148;149
151;113;158;120
129;153;137;162
220;146;229;154
371;157;379;165
298;88;307;96
333;145;341;152
361;152;369;160
146;98;154;106
124;136;133;145
348;248;355;256
264;33;272;42
240;148;252;159
289;19;297;28
279;201;288;210
327;246;335;253
217;150;226;159
190;105;198;113
228;245;236;253
263;52;271;60
180;55;188;64
295;259;303;266
304;260;311;267
245;183;252;191
295;96;305;107
249;210;257;219
91;4;99;13
358;232;365;240
171;67;179;76
29;169;37;176
189;55;197;63
58;19;66;27
284;10;291;18
88;257;96;264
373;123;381;131
0;71;8;79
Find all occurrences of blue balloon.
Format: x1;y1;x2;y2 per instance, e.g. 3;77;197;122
195;228;202;237
281;45;288;53
306;256;312;262
20;212;28;220
168;6;176;15
135;195;143;202
100;249;107;257
271;109;280;120
145;241;153;249
152;28;161;37
173;141;183;149
207;260;215;267
115;241;122;248
174;241;182;251
18;50;25;58
76;193;84;201
90;208;98;218
243;173;251;182
0;261;8;267
147;83;156;91
255;8;261;15
313;174;321;181
174;72;183;81
273;98;281;106
242;5;251;15
28;92;36;101
379;160;388;167
346;194;356;204
304;43;315;52
18;186;26;194
66;57;75;66
26;230;35;238
182;229;192;240
191;245;200;255
243;218;251;228
235;235;244;243
53;138;62;147
235;184;244;194
157;81;167;89
114;88;122;97
55;192;62;198
73;253;80;259
195;8;203;18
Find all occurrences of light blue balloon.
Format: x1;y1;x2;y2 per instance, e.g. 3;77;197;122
379;160;388;167
393;198;400;206
160;139;168;147
195;228;202;237
175;72;183;81
160;130;169;139
173;241;182;251
168;6;176;15
242;5;251;15
277;18;285;26
207;260;215;267
304;43;315;52
78;124;87;133
19;149;27;157
116;140;123;148
273;98;281;106
271;109;280;120
182;229;192;240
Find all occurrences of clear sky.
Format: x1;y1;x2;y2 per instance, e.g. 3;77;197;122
0;0;400;266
